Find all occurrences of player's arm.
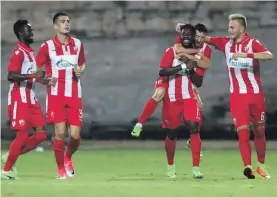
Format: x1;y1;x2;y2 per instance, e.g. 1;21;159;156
204;36;228;52
188;69;204;88
7;50;43;82
180;51;211;70
159;47;186;76
75;42;86;76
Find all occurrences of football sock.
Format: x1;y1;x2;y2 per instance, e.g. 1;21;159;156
53;138;65;170
137;98;158;125
20;131;47;154
165;136;176;165
238;129;251;166
4;131;28;171
65;137;81;159
254;128;266;164
190;133;201;166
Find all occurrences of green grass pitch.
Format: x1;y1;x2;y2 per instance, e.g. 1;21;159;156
1;149;277;197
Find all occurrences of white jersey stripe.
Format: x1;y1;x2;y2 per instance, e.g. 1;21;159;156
181;77;190;99
77;80;81;98
168;75;176;102
65;68;73;97
13;101;18;119
47;40;59;96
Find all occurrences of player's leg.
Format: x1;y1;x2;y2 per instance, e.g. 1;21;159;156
183;99;203;179
1;102;29;179
132;86;165;137
65;100;82;177
230;95;254;179
251;95;270;179
47;97;68;179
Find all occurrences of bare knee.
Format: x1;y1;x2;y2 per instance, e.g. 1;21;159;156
69;125;81;140
152;87;165;102
54;122;67;140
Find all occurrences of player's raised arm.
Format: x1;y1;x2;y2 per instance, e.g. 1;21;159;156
159;47;186;76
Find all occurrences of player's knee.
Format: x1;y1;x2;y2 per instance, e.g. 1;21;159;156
185;121;199;135
252;125;265;138
54;123;67;139
236;125;249;132
70;126;81;140
166;129;177;140
34;125;46;131
152;88;165;101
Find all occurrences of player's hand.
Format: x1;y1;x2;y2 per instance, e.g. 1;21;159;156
176;23;185;33
35;70;44;78
48;77;57;86
74;66;84;77
232;52;247;60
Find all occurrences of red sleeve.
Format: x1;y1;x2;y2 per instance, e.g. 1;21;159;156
204;45;212;59
8;49;24;72
36;42;49;67
195;67;205;77
209;37;229;52
78;42;86;66
160;47;175;68
174;34;181;44
252;39;270;53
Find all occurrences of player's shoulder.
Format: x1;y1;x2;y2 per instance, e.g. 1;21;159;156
164;46;174;53
71;36;83;46
11;46;24;58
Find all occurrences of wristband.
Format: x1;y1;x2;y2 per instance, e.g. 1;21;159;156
29;73;36;78
181;63;187;70
247;53;254;58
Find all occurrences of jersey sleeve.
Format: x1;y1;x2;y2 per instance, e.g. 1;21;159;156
252;39;271;53
195;67;205;77
203;45;212;59
78;42;86;66
8;49;24;72
209;37;229;52
160;47;175;68
174;34;181;44
35;42;49;67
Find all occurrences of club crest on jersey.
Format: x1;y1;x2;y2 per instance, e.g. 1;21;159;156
56;59;77;68
19;120;25;127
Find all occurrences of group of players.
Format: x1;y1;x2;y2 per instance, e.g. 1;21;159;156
1;12;85;180
131;13;273;180
1;12;274;181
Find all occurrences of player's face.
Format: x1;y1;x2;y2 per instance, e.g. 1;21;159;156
195;30;206;47
54;15;70;35
228;20;242;40
22;23;34;44
181;28;194;47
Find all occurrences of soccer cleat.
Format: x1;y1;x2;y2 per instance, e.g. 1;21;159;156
57;168;67;180
192;166;204;179
243;165;255;179
64;156;75;177
1;170;18;180
131;123;143;137
167;164;176;179
256;163;270;179
185;139;203;158
1;152;17;175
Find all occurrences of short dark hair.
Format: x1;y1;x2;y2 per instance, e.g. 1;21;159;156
53;12;68;24
195;23;208;34
13;19;29;39
180;24;196;34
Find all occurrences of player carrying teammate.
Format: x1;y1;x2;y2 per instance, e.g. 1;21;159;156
176;14;274;179
1;20;49;180
159;24;207;179
36;13;86;179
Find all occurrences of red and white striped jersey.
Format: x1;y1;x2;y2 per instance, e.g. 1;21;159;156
8;42;37;105
36;35;85;98
210;34;271;95
160;47;206;102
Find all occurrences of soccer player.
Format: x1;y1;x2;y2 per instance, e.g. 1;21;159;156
174;23;212;154
36;12;86;179
159;24;206;179
1;20;49;180
177;14;274;179
131;24;210;138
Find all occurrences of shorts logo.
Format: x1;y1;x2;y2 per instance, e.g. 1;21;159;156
50;111;54;119
12;121;16;127
19;120;25;127
79;109;83;121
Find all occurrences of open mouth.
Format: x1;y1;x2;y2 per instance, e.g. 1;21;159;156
65;27;70;31
183;39;190;44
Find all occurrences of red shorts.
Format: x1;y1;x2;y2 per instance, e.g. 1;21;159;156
230;94;265;128
154;77;168;89
162;98;201;129
8;98;45;130
46;95;83;127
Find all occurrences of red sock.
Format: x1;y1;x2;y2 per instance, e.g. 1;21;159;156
254;128;266;164
164;136;176;165
190;134;201;166
53;138;65;170
65;137;81;159
21;131;47;154
4;131;29;171
137;98;158;125
238;129;251;166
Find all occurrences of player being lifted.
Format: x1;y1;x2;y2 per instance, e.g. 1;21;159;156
176;14;274;179
36;13;86;179
159;24;209;179
131;23;211;139
1;20;52;180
